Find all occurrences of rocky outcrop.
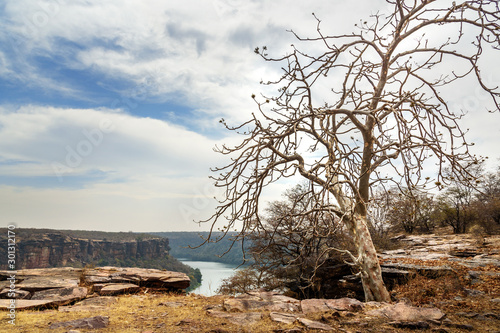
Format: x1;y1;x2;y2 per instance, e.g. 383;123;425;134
0;266;190;310
0;233;170;269
208;291;457;331
312;234;500;300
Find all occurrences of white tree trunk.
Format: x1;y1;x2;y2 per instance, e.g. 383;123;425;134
352;213;391;302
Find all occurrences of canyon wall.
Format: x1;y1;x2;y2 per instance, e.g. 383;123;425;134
0;233;170;269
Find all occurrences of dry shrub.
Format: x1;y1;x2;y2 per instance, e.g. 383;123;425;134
392;273;466;306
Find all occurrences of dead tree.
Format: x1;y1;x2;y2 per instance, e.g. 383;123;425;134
202;0;499;302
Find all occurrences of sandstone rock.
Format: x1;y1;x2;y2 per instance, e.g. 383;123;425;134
224;292;300;313
300;298;363;314
0;288;30;299
31;287;87;306
98;283;140;296
15;277;79;292
366;302;445;321
48;315;109;329
0;299;58;310
85;267;190;290
270;312;297;324
297;317;333;331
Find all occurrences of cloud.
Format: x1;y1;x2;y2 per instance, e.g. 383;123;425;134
0;105;227;182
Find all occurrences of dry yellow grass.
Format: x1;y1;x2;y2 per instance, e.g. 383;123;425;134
2;293;298;333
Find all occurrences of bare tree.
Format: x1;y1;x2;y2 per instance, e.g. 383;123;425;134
202;1;499;302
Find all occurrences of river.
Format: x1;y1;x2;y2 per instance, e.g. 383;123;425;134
180;259;239;296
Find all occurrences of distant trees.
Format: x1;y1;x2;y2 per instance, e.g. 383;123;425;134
203;0;499;302
373;165;500;235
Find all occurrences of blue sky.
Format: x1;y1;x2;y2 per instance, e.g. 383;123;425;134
0;0;499;232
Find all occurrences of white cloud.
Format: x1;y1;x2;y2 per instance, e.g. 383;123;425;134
0;105;229;180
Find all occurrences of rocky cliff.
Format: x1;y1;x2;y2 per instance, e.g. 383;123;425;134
0;232;170;269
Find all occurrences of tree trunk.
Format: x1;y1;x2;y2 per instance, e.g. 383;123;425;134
352;213;391;302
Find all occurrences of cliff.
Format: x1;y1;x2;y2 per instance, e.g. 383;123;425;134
0;231;170;270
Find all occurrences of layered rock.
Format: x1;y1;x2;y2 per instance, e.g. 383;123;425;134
0;266;190;310
0;233;170;269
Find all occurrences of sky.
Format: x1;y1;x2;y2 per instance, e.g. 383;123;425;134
0;0;498;232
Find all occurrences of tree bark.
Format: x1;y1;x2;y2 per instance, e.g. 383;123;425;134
352;213;391;302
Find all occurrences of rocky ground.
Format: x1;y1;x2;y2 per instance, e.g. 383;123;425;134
1;233;499;332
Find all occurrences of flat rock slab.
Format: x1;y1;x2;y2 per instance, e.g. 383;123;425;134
98;283;140;296
0;299;58;310
366;302;446;321
301;298;364;314
0;267;81;280
31;287;88;306
48;315;109;329
85;267;190;290
207;310;263;325
270;312;297;324
298;317;333;331
15;277;79;292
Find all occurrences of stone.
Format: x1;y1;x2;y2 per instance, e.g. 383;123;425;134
0;299;58;310
223;292;300;313
98;283;140;296
85;267;190;290
207;310;263;325
31;287;87;306
48;315;109;329
300;298;363;314
15;277;79;292
270;312;297;324
297;318;333;331
366;302;446;321
0;288;30;299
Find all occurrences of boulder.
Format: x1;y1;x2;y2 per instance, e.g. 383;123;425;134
98;283;140;296
301;298;363;314
31;287;88;306
366;302;446;322
48;315;109;329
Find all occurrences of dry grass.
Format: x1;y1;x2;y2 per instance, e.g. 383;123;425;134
2;293;298;333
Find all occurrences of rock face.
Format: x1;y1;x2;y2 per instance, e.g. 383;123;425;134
0;233;170;269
